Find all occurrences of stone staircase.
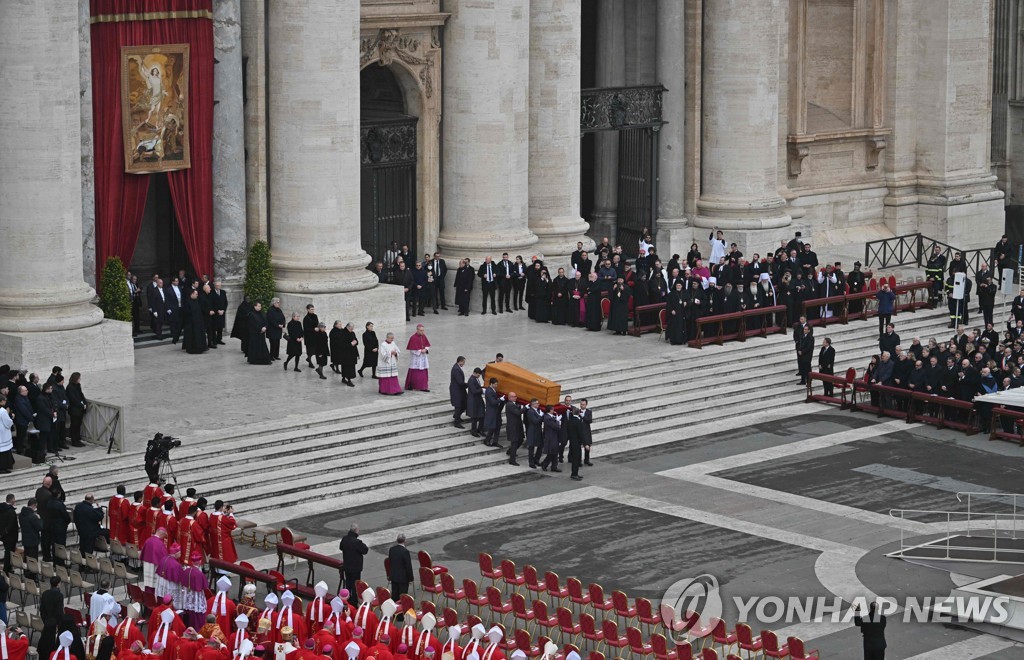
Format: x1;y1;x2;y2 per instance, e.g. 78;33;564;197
3;306;954;523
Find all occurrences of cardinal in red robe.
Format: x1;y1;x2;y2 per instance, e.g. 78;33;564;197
305;582;331;635
113;605;146;656
175;629;205;660
273;592;307;646
351;590;378;647
207;576;237;636
209;506;238;563
107;487;131;545
0;621;29;660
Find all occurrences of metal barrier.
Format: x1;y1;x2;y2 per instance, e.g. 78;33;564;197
864;233;995;278
80;400;124;453
888;507;1024;564
688;305;786;349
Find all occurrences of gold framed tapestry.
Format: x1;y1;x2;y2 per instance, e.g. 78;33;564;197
120;43;190;173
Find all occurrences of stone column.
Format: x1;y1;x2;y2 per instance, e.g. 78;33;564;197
695;0;790;255
528;0;593;269
655;0;689;259
267;0;404;335
905;0;1004;249
590;0;626;243
438;0;538;263
212;0;248;293
0;0;133;371
241;0;268;244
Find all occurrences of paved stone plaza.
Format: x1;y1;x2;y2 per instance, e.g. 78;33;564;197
7;306;1024;658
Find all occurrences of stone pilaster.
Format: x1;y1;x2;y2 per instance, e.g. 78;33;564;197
655;0;689;259
0;0;132;372
528;0;593;270
212;0;247;290
437;0;538;262
590;0;626;243
695;0;791;253
79;0;97;288
267;0;404;337
241;0;268;245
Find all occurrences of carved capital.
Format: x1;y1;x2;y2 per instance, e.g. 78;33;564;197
788;145;810;177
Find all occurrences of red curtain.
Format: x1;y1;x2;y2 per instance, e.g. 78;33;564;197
90;0;214;283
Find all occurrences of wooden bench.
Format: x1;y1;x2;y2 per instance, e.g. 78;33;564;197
276;542;346;593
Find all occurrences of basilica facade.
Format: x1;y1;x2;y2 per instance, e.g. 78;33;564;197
0;0;1009;370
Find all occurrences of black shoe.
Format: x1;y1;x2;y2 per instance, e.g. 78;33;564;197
482;311;487;315
284;363;288;370
542;465;549;472
454;422;465;429
434;310;439;314
294;367;301;373
571;475;583;481
550;467;562;473
471;431;480;438
584;461;593;466
509;460;519;466
506;308;512;313
345;380;355;387
71;442;86;448
529;464;537;469
492;310;497;315
442;306;449;310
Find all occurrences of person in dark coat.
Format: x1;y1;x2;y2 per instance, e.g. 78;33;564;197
284;312;304;372
19;500;42;568
209;281;229;345
230;297;253;356
449;357;468;429
467;368;485;437
266;298;286;361
504;393;524;466
200;284;217;349
853;603;886;660
578;399;594;466
72;494;106;556
482;379;503;448
65;372;87;448
58;614;86;660
539;407;562;472
584;274;603;331
386;534;414;600
303;304;320;368
33;382;55;462
37;576;65;660
359;322;379;378
50;375;68;450
246;302;272;365
329;322;345;374
339;525;368;606
566;409;584;481
46;494;70;558
797;325;815;385
524;400;544;469
819;338;836;396
666;281;688;345
551;269;571;326
339;323;360;386
312;323;330;379
454;259;475;316
608;278;631;335
0;494;17;573
534;270;552;323
182;290;209;355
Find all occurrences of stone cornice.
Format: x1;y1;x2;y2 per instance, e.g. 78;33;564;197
361;13;450;30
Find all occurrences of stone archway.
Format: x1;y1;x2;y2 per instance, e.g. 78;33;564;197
359;20;445;260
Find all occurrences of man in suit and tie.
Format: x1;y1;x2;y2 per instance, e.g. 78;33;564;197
210;280;228;345
339;524;367;607
482;378;503;447
818;337;836;396
449;357;467;429
166;277;183;344
478;256;498;315
853;602;886;659
497;252;514;313
387;534;414;601
429;252;449;310
127;272;141;335
146;278;168;340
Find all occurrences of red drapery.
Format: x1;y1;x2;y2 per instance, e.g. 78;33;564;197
91;0;214;283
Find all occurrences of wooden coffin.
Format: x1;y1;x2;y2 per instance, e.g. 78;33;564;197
484;361;562;407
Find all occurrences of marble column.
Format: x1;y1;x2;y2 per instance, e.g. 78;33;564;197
528;0;593;268
212;0;247;291
438;0;538;261
590;0;626;243
695;0;790;249
241;0;268;244
902;0;1004;249
655;0;689;259
267;0;404;336
0;0;133;371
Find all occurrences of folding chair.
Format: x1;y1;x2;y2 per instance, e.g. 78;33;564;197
23;580;41;608
114;561;138;591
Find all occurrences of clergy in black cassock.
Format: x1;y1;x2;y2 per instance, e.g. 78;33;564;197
608;279;631;335
666;281;688;345
584;274;603;331
551;269;571;326
534;270;552;323
266;298;286;360
182;290;208;354
246;302;272;365
359;322;379;378
329;321;345;373
230;297;252;355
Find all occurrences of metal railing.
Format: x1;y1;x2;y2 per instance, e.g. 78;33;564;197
864;234;996;278
957;491;1024;538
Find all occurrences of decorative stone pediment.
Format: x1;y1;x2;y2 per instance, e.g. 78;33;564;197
360;27;436;98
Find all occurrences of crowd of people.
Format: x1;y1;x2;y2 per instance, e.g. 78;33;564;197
127;271;228;354
0;367;90;472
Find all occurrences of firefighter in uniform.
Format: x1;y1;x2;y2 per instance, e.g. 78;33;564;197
924;245;947;307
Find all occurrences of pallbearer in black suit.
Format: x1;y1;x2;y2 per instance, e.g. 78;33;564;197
284;312;304;372
504;392;524;466
482;378;503;447
478;257;498;315
539;407;562;472
497;253;514;313
578;398;593;466
266;298;286;361
818;337;836;396
467;368;485;437
525;399;543;469
359;322;379;378
449;357;468;428
166;277;183;344
429;252;449;310
303;304;319;368
454;259;475;316
567;408;584;481
511;256;527;310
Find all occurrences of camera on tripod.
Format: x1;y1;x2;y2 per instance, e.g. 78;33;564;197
145;433;182;484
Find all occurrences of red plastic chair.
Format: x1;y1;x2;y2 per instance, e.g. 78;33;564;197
463;578;489;615
280;527;310;550
710;620;737;654
500;559;526;591
511;592;536;629
479;552;503;585
567;578;590;611
486;586;513;625
760;630;789;659
601;619;629;655
556;607;581;642
588;583;614;615
441;572;466;608
545;572;570;604
650;633;677;660
418;550;448;576
523;565;547;599
580;612;603;645
514;629;543;658
419;567;444;601
612;591;637;624
626;626;653;656
636;597;661;633
532;599;559;636
735;624;761;656
786;636;819;659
